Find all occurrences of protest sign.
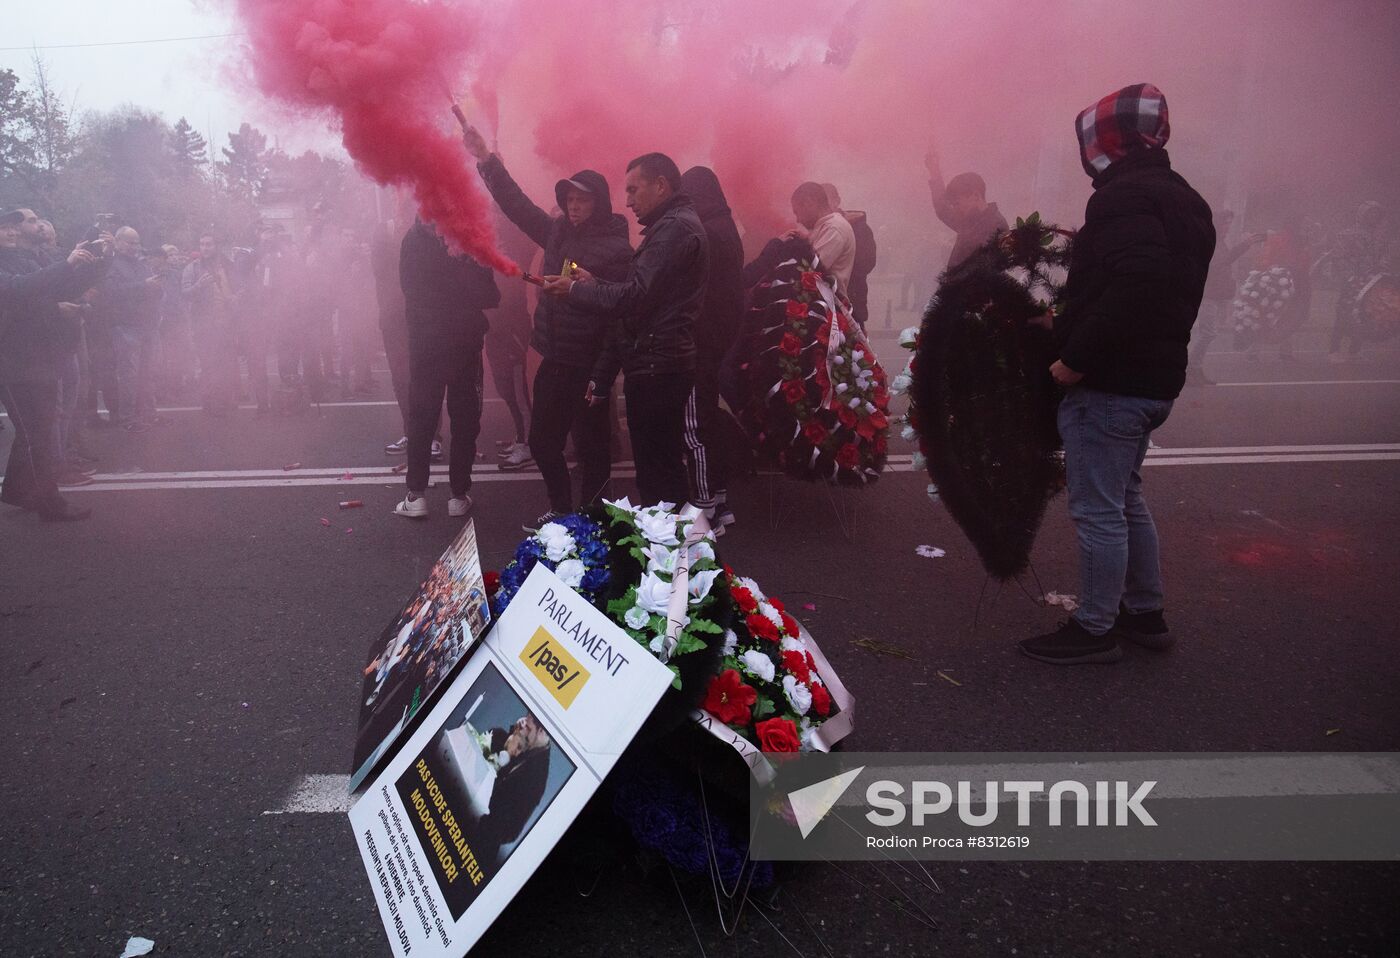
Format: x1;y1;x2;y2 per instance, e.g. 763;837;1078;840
350;563;673;957
351;520;491;792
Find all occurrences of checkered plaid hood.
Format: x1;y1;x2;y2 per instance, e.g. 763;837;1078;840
1075;83;1171;179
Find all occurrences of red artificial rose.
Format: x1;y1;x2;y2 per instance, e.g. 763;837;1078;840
785;298;808;319
870;410;889;429
731;585;758;614
783;379;807;404
781;612;800;637
874;386;890;405
756;717;802;752
703;669;757;726
874;435;888;456
781;649;811;683
836;443;861;469
837;406;857;429
779;332;803;356
800;270;821;291
747;612;781;643
813;363;830;389
484;571;501;596
810;682;832;717
813;320;830;345
802;419;829;445
856;417;878;440
768;597;785;613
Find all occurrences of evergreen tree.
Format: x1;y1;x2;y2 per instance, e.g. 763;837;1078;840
168;117;208;178
217;122;269;202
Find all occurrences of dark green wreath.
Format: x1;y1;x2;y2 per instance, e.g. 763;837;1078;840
908;214;1071;580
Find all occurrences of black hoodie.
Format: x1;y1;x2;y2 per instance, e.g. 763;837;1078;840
477;154;633;369
680;167;745;379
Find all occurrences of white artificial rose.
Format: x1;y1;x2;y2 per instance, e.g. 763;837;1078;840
740;649;776;682
688;540;715;565
783;674;812;716
648;634;666;655
607;496;638;514
635;510;680;546
901;424;917;441
779;636;803;653
799;716;816;750
898;326;919;347
635;572;674;614
722;629;739;655
835;382;849;394
848;397;860;409
537;522;576;562
555;559;585;588
625;605;651;630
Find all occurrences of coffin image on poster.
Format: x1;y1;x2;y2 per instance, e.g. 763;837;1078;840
351;519;491;791
395;661;575;919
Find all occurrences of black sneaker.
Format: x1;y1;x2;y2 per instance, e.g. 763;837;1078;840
523;510;563;532
1018;620;1122;665
1111;606;1174;650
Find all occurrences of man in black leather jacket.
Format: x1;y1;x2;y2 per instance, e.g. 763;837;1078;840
543;153;708;508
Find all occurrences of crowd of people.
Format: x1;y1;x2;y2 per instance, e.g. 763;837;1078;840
2;87;1394;547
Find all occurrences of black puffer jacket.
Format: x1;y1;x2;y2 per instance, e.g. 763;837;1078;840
477;155;632;369
570;193;708;390
1056;150;1215;400
398;221;501;350
680;167;744;381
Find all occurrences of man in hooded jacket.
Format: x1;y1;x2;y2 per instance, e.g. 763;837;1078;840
678;166;744;525
544;152;708;509
464;125;633;525
1019;83;1215;666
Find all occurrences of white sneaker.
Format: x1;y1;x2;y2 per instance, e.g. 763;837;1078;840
430;440;444;462
448;495;473;517
499;443;535;471
385;436;408;455
393;493;429;518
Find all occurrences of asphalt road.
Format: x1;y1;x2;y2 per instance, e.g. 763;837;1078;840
2;336;1399;958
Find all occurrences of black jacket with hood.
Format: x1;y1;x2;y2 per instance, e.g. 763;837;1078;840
476;155;632;369
679;167;744;381
569;192;708;391
1055;87;1215;401
398;221;501;351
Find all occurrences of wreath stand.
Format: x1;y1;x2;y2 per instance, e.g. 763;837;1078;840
762;472;862;542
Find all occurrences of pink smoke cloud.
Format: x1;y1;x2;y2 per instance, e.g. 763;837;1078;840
231;0;519;275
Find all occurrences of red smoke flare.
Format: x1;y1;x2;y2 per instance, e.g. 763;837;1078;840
233;0;519;276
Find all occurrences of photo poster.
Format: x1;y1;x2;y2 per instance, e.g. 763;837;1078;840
349;563;675;958
351;519;492;793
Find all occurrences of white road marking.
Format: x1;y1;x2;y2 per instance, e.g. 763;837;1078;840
62;444;1400;493
1213;379;1400;387
263;773;354;815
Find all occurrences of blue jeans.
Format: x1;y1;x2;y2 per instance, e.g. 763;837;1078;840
1058;387;1174;635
